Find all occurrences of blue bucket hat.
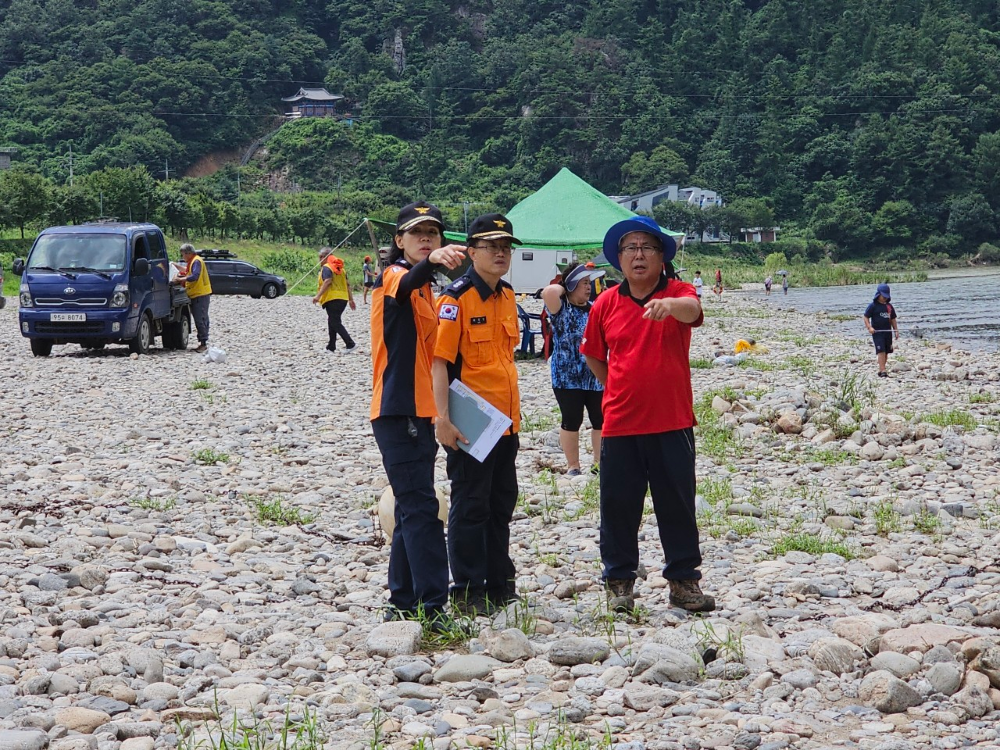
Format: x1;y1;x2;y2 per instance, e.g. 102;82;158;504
875;283;891;302
603;216;677;271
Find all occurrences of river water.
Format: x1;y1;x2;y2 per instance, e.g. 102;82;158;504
764;268;1000;353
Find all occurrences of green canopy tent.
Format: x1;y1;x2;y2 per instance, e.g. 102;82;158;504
362;168;684;288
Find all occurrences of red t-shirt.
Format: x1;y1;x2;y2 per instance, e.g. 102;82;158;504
580;276;702;437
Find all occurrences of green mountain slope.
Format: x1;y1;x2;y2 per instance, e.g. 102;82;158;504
3;1;1000;256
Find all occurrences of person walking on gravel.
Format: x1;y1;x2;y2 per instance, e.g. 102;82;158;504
313;247;357;352
370;201;466;629
864;282;899;378
582;216;715;614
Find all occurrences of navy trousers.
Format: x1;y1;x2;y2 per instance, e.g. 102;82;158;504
372;416;448;616
600;428;703;582
445;433;519;600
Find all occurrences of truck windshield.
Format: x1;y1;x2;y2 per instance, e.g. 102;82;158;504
28;234;127;272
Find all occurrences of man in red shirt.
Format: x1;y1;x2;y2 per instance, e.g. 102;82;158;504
581;216;715;614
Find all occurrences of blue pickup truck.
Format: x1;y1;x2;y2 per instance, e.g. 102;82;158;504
13;222;192;356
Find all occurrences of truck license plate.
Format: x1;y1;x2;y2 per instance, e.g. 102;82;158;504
50;313;86;322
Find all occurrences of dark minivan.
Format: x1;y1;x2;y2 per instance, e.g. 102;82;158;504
203;258;287;299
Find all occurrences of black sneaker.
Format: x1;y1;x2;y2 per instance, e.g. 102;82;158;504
486;587;522;611
383;606;414;623
425;612;474;636
451;592;489;618
878;371;888;378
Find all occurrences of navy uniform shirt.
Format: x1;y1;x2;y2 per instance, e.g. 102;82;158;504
864;300;896;331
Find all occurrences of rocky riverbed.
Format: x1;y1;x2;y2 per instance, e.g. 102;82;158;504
1;292;1000;750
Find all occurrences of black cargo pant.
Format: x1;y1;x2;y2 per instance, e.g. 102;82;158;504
323;299;355;350
600;428;703;582
445;433;519;601
372;416;449;617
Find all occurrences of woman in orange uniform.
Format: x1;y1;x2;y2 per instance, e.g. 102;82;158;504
370;201;465;628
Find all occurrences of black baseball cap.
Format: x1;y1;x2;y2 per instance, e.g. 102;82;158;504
467;213;521;245
396;201;445;233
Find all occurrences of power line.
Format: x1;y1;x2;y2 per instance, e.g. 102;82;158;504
0;57;995;100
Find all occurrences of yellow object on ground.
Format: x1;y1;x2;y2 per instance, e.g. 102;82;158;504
734;339;769;354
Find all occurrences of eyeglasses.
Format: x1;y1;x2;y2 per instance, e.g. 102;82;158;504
473;243;512;256
619;244;661;258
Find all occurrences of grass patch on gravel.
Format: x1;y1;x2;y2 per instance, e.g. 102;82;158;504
246;495;315;526
521;410;558;434
770;531;855;560
805;446;858;466
690;356;715;369
128;497;177;512
873;500;903;536
969;392;995;404
176;701;322;750
191;379;212;390
698;510;761;540
922;409;978;430
912;509;942;535
193;448;230;465
695;392;744;461
699;476;734;507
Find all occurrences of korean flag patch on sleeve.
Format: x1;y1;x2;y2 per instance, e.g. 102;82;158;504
439;303;459;321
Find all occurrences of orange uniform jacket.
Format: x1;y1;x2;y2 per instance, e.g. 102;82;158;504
370;261;439;420
434;269;520;434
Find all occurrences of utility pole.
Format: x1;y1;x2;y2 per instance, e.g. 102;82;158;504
236;170;241;206
61;143;74;186
162;159;170;181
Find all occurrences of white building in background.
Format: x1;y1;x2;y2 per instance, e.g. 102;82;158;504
610;184;724;242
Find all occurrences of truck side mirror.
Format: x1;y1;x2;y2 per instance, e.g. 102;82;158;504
133;258;150;276
12;259;24;275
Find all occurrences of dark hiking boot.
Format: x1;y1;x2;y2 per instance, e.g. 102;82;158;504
450;591;489;618
668;579;716;612
605;578;635;613
486;586;522;612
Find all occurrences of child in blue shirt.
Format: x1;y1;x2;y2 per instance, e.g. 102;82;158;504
863;283;899;378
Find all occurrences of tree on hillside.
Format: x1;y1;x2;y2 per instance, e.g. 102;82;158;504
652;201;698;237
621;146;689;194
0;170;50;238
82;167;156;223
946;193;997;246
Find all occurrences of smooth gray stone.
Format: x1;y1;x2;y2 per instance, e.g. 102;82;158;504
547;637;611;667
74;698;131;717
403;699;433;714
0;730;49;750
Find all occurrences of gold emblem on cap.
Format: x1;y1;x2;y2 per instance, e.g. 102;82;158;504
415;207;430;214
493;220;506;228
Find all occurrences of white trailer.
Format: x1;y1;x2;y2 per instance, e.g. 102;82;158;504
503;247;576;295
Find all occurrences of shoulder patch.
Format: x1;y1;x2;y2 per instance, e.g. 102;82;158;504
439;303;459;321
443;277;472;296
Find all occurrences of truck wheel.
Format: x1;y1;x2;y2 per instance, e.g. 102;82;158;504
128;313;154;355
262;283;279;299
31;339;53;357
163;314;190;350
